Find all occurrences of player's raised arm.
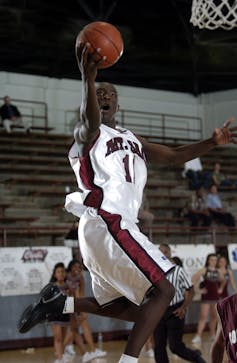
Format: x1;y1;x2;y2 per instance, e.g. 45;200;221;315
139;118;237;165
74;42;105;147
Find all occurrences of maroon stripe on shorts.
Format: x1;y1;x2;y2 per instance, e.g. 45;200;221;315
79;131;103;209
98;209;165;285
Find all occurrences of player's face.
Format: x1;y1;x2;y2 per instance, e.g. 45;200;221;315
96;83;118;127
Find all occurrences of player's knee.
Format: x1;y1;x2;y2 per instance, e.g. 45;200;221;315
155;278;175;302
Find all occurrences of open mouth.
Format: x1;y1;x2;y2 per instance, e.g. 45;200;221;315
100;105;110;111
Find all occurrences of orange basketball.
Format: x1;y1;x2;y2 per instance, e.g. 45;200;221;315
76;21;124;69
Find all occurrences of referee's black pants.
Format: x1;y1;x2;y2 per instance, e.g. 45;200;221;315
154;301;201;363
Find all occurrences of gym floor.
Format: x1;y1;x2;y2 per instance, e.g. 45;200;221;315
0;332;228;362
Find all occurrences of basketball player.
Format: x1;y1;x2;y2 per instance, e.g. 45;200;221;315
210;294;237;363
18;42;237;363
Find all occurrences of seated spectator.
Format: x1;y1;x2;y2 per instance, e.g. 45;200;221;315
0;95;31;134
205;184;235;228
186;187;212;228
211;162;237;189
182;157;212;190
182;158;203;190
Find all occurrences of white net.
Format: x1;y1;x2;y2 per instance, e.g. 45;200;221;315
190;0;237;30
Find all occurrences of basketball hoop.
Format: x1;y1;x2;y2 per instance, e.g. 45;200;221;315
190;0;237;30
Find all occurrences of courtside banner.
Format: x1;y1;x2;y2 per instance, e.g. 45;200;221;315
227;244;237;270
169;244;215;278
0;247;72;296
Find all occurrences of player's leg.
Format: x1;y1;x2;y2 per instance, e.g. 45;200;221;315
74;278;174;359
18;212;175;361
122;279;174;357
18;280;167;327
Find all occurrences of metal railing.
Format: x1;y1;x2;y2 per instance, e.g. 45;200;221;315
0;226;68;247
1;224;235;247
118;109;203;143
9;99;49;130
64;108;203;143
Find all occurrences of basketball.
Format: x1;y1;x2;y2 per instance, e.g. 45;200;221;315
76;21;124;69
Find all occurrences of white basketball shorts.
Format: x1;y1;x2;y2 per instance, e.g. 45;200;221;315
79;207;174;306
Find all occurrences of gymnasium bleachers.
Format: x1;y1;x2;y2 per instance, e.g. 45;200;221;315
1;130;237;247
0;131;75;246
145;145;237;244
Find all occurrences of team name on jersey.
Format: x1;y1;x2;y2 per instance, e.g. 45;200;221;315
105;137;145;160
229;329;237;344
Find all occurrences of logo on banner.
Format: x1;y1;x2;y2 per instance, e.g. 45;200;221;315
227;244;237;270
231;248;237;263
21;248;48;262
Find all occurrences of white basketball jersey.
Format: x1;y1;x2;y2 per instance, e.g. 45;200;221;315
67;124;147;221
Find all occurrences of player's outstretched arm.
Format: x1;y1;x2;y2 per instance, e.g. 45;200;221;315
141;118;237;165
74;42;105;146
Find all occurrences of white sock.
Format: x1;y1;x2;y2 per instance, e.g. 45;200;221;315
118;354;138;363
63;297;74;313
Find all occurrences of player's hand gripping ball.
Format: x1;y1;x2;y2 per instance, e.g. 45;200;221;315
76;21;124;69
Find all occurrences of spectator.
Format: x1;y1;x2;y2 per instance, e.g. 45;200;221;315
64;259;107;362
205;184;236;228
210;293;237;363
186;187;212;229
191;253;225;344
154;243;206;363
211;162;237;189
216;255;237;299
0;95;31;134
182;158;212;190
182;158;203;190
49;262;71;363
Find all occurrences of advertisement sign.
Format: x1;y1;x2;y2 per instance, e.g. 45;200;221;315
169;244;215;278
0;246;72;296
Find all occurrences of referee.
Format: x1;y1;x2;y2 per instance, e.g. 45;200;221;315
153;244;206;363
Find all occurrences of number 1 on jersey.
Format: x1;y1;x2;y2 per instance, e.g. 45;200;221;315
122;155;132;182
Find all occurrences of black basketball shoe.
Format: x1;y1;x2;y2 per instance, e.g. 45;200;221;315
17;283;67;333
194;349;206;363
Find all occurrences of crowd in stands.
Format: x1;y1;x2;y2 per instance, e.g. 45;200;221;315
184;185;236;229
183;158;237;191
180;158;237;230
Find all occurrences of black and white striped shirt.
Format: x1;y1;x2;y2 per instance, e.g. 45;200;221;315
167;265;193;306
